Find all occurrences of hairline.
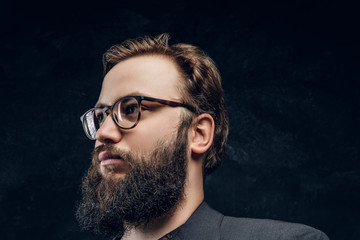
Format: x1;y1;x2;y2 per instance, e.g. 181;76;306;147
105;52;193;108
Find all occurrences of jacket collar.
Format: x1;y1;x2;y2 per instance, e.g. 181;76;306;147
161;202;224;240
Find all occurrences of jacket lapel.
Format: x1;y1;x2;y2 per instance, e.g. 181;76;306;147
173;202;224;240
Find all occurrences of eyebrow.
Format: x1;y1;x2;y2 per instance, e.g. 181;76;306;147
94;102;107;108
94;91;149;108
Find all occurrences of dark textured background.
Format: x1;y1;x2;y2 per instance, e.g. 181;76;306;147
1;0;359;239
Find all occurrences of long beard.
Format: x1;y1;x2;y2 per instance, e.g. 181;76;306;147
76;119;190;239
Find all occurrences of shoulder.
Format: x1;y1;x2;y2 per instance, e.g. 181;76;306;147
220;216;329;240
174;202;329;240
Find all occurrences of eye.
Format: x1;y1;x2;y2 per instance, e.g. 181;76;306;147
95;111;104;123
123;104;139;115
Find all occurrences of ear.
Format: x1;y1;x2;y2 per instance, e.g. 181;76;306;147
190;113;215;156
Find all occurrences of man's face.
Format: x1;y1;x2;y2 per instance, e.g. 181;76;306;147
76;55;192;239
94;55;187;178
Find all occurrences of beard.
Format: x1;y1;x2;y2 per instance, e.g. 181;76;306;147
76;117;191;239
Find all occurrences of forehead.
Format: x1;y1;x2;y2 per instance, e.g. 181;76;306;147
97;55;183;105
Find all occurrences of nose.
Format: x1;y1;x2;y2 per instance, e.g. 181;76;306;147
96;114;122;144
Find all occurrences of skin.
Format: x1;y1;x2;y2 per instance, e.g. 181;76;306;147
95;55;215;240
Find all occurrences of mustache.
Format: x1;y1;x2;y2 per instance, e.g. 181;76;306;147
92;144;133;166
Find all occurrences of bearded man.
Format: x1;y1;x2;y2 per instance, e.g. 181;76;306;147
77;34;329;240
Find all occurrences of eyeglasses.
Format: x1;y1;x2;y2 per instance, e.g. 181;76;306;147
80;96;195;140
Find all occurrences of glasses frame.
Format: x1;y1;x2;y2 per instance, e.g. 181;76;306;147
80;95;196;140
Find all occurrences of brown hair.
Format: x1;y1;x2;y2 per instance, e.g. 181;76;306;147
102;33;229;175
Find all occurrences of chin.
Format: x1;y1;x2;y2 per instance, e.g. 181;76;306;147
100;166;128;179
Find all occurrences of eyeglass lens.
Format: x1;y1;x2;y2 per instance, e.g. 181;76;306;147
111;97;140;128
82;97;141;139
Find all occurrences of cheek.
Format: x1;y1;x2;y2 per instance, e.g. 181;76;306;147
127;112;181;153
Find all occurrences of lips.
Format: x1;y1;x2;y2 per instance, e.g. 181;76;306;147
98;151;123;166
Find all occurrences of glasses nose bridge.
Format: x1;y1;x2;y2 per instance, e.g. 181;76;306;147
100;106;112;124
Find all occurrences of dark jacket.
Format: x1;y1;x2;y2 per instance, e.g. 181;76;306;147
162;202;329;240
